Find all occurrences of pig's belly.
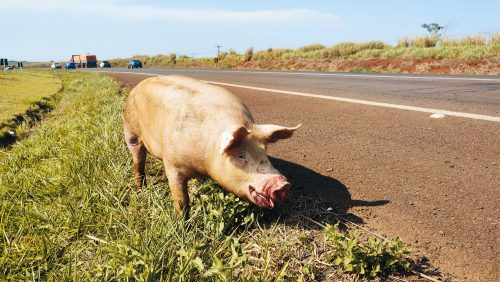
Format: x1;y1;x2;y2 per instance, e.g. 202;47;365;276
140;129;164;159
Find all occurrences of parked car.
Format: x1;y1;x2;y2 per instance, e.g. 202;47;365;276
100;61;111;68
65;63;76;70
51;62;61;69
127;59;142;69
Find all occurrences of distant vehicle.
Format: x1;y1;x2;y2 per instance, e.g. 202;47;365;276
100;61;111;68
65;62;76;70
51;62;62;69
71;54;97;68
127;60;142;69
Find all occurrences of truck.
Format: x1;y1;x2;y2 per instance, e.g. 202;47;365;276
70;54;97;68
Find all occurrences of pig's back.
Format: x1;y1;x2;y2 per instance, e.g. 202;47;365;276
128;76;253;159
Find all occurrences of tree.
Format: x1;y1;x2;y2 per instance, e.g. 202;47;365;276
421;23;444;36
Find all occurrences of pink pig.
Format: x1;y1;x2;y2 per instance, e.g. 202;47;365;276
124;76;301;211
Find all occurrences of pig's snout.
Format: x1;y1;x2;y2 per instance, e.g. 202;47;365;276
250;175;290;209
269;177;290;201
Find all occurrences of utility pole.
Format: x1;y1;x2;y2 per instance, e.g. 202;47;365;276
215;44;223;59
214;44;223;68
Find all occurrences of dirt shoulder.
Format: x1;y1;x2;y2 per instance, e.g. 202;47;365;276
235;57;500;75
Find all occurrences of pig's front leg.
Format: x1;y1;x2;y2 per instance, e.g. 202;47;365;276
165;167;189;213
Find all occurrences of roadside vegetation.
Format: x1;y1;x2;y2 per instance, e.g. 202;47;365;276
0;71;62;144
1;72;425;280
108;34;500;75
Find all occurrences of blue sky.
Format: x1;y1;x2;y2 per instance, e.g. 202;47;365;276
1;0;499;61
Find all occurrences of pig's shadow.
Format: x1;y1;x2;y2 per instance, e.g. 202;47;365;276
268;157;389;228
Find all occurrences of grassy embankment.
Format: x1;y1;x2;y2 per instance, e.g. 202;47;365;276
0;71;62;144
1;72;416;281
110;34;500;75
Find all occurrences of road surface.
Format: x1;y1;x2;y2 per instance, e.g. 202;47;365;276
95;68;500;281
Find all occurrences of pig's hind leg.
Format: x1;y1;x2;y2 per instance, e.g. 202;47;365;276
124;127;147;189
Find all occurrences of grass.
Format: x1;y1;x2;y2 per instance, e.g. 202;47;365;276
0;72;416;281
0;71;61;122
349;66;373;73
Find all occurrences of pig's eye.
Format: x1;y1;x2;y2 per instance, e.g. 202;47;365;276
235;152;248;166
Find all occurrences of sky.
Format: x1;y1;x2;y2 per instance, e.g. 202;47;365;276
1;0;499;61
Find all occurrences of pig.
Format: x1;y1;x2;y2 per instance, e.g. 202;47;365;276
124;75;301;212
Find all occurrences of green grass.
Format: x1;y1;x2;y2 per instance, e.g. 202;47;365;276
0;71;61;122
0;72;414;281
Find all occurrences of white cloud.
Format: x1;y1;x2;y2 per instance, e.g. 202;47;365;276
1;0;341;24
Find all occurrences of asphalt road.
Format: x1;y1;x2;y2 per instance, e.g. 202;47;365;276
95;68;499;281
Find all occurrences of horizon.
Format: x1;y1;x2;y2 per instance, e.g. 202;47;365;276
1;0;499;62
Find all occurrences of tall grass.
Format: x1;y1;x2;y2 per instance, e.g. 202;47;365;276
298;44;326;52
459;35;487;46
408;35;439;48
491;34;500;45
108;34;499;71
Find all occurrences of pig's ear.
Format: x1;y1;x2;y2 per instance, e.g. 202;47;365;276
218;126;251;154
254;123;302;144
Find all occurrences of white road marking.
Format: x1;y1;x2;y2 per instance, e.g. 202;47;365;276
96;70;500;122
202;80;500;123
429;113;446;119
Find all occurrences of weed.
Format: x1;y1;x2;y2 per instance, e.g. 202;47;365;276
349;66;373;73
323;223;410;277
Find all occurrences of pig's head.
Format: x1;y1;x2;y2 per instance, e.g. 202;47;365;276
210;123;301;209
